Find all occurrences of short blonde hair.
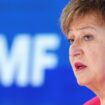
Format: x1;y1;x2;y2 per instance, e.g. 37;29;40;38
60;0;105;35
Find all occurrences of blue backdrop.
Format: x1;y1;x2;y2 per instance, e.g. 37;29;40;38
0;0;95;105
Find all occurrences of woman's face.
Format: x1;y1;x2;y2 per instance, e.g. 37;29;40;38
68;14;105;87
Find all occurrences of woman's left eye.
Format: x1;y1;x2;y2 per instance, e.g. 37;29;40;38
83;34;94;41
68;39;74;45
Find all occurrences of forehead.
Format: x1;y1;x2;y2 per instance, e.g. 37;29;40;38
69;13;101;31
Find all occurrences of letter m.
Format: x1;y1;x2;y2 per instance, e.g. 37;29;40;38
0;34;31;87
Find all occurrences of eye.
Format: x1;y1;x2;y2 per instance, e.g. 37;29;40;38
68;38;74;45
83;34;94;41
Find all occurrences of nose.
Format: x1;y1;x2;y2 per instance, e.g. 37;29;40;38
69;40;83;57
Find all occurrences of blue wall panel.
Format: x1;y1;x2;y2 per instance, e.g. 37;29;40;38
0;0;95;105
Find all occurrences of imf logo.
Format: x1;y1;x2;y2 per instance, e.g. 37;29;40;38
0;33;60;87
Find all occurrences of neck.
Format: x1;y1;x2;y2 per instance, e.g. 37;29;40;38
98;91;105;105
86;80;105;105
101;100;105;105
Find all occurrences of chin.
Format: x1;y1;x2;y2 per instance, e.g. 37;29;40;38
76;77;94;87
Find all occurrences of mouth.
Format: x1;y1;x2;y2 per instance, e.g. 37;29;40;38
74;62;87;71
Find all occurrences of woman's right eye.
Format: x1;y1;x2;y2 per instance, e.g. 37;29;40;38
68;39;74;45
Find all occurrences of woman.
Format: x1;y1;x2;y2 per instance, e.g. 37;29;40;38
60;0;105;105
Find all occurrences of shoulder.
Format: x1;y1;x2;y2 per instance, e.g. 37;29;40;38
83;96;100;105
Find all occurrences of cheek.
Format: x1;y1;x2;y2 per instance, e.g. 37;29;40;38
69;47;72;62
87;48;105;72
85;44;104;61
91;46;105;62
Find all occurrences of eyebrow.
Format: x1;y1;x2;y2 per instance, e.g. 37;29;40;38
68;26;97;38
69;26;97;32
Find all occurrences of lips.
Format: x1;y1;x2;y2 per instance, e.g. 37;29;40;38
74;62;87;71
